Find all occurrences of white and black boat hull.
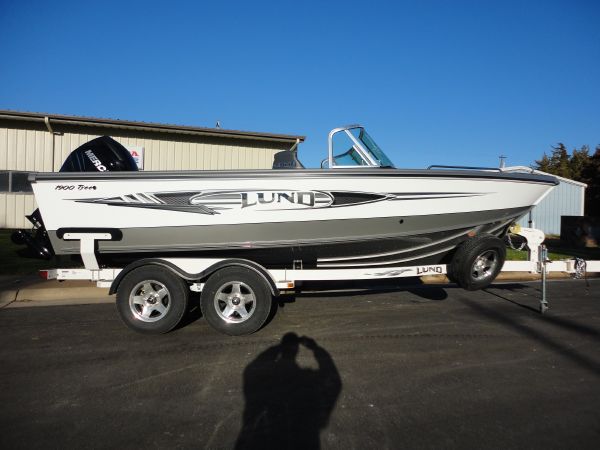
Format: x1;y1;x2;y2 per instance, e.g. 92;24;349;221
30;168;556;268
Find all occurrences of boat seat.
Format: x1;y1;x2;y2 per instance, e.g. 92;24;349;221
272;150;305;169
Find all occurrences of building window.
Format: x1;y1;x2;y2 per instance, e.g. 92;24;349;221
0;171;34;193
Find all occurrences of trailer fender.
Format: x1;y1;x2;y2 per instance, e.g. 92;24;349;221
109;258;279;297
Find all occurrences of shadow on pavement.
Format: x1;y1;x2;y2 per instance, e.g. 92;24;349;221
484;284;541;313
457;294;600;376
406;285;448;301
174;293;203;330
235;333;341;450
485;284;600;340
184;279;450;331
285;278;449;301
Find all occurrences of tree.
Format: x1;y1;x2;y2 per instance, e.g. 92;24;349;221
569;145;590;181
535;153;551;172
549;143;572;178
534;143;599;217
580;146;600;217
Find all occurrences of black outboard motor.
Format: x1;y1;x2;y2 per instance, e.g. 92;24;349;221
11;136;138;259
59;136;139;172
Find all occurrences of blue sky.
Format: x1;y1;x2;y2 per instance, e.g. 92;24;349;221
1;0;599;168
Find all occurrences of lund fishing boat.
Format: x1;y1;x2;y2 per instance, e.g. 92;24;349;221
12;125;559;335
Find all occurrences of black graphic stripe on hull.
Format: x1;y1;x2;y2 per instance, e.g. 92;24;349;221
316;219;511;268
317;227;471;263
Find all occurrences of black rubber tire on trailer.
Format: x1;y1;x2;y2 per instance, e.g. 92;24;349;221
200;267;273;336
450;235;506;291
445;268;458;284
116;266;189;334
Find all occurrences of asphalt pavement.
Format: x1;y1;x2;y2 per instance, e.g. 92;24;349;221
1;279;599;449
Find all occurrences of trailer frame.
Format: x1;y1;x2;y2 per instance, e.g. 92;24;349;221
39;228;600;333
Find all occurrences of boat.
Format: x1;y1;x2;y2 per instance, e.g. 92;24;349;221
13;125;557;276
11;125;561;335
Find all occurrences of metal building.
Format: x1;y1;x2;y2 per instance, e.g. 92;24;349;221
0;110;304;229
504;166;587;235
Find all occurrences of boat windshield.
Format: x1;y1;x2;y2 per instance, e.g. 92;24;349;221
327;126;395;168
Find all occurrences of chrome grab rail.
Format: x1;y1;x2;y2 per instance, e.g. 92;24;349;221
427;165;501;171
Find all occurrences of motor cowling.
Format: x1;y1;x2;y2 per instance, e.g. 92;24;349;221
59;136;139;173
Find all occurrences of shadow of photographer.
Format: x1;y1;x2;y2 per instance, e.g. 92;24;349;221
235;333;341;449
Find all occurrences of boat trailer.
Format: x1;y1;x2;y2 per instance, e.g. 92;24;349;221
32;227;599;336
41;227;599;316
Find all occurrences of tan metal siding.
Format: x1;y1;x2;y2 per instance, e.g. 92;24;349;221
0;124;106;172
0;193;37;229
0;193;5;227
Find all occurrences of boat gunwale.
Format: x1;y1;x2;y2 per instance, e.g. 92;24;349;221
30;168;558;185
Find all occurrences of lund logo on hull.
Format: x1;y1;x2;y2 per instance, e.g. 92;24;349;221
240;191;328;209
189;190;334;211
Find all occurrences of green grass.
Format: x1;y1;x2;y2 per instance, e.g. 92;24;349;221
0;229;79;276
506;247;574;261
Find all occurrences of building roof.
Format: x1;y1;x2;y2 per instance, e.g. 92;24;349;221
503;166;588;188
0;109;305;144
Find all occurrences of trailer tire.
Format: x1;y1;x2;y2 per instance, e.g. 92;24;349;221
116;266;189;334
450;235;506;291
445;269;457;284
201;267;272;336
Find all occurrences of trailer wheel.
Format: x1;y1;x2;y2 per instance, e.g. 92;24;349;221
201;267;272;336
450;235;506;291
116;266;189;334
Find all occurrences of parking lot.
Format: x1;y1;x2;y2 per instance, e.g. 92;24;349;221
1;279;599;449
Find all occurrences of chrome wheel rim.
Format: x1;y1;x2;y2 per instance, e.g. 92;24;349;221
129;280;171;322
471;250;499;281
213;281;256;323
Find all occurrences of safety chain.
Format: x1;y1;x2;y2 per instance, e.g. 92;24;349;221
506;233;527;251
572;257;590;288
573;258;586;279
